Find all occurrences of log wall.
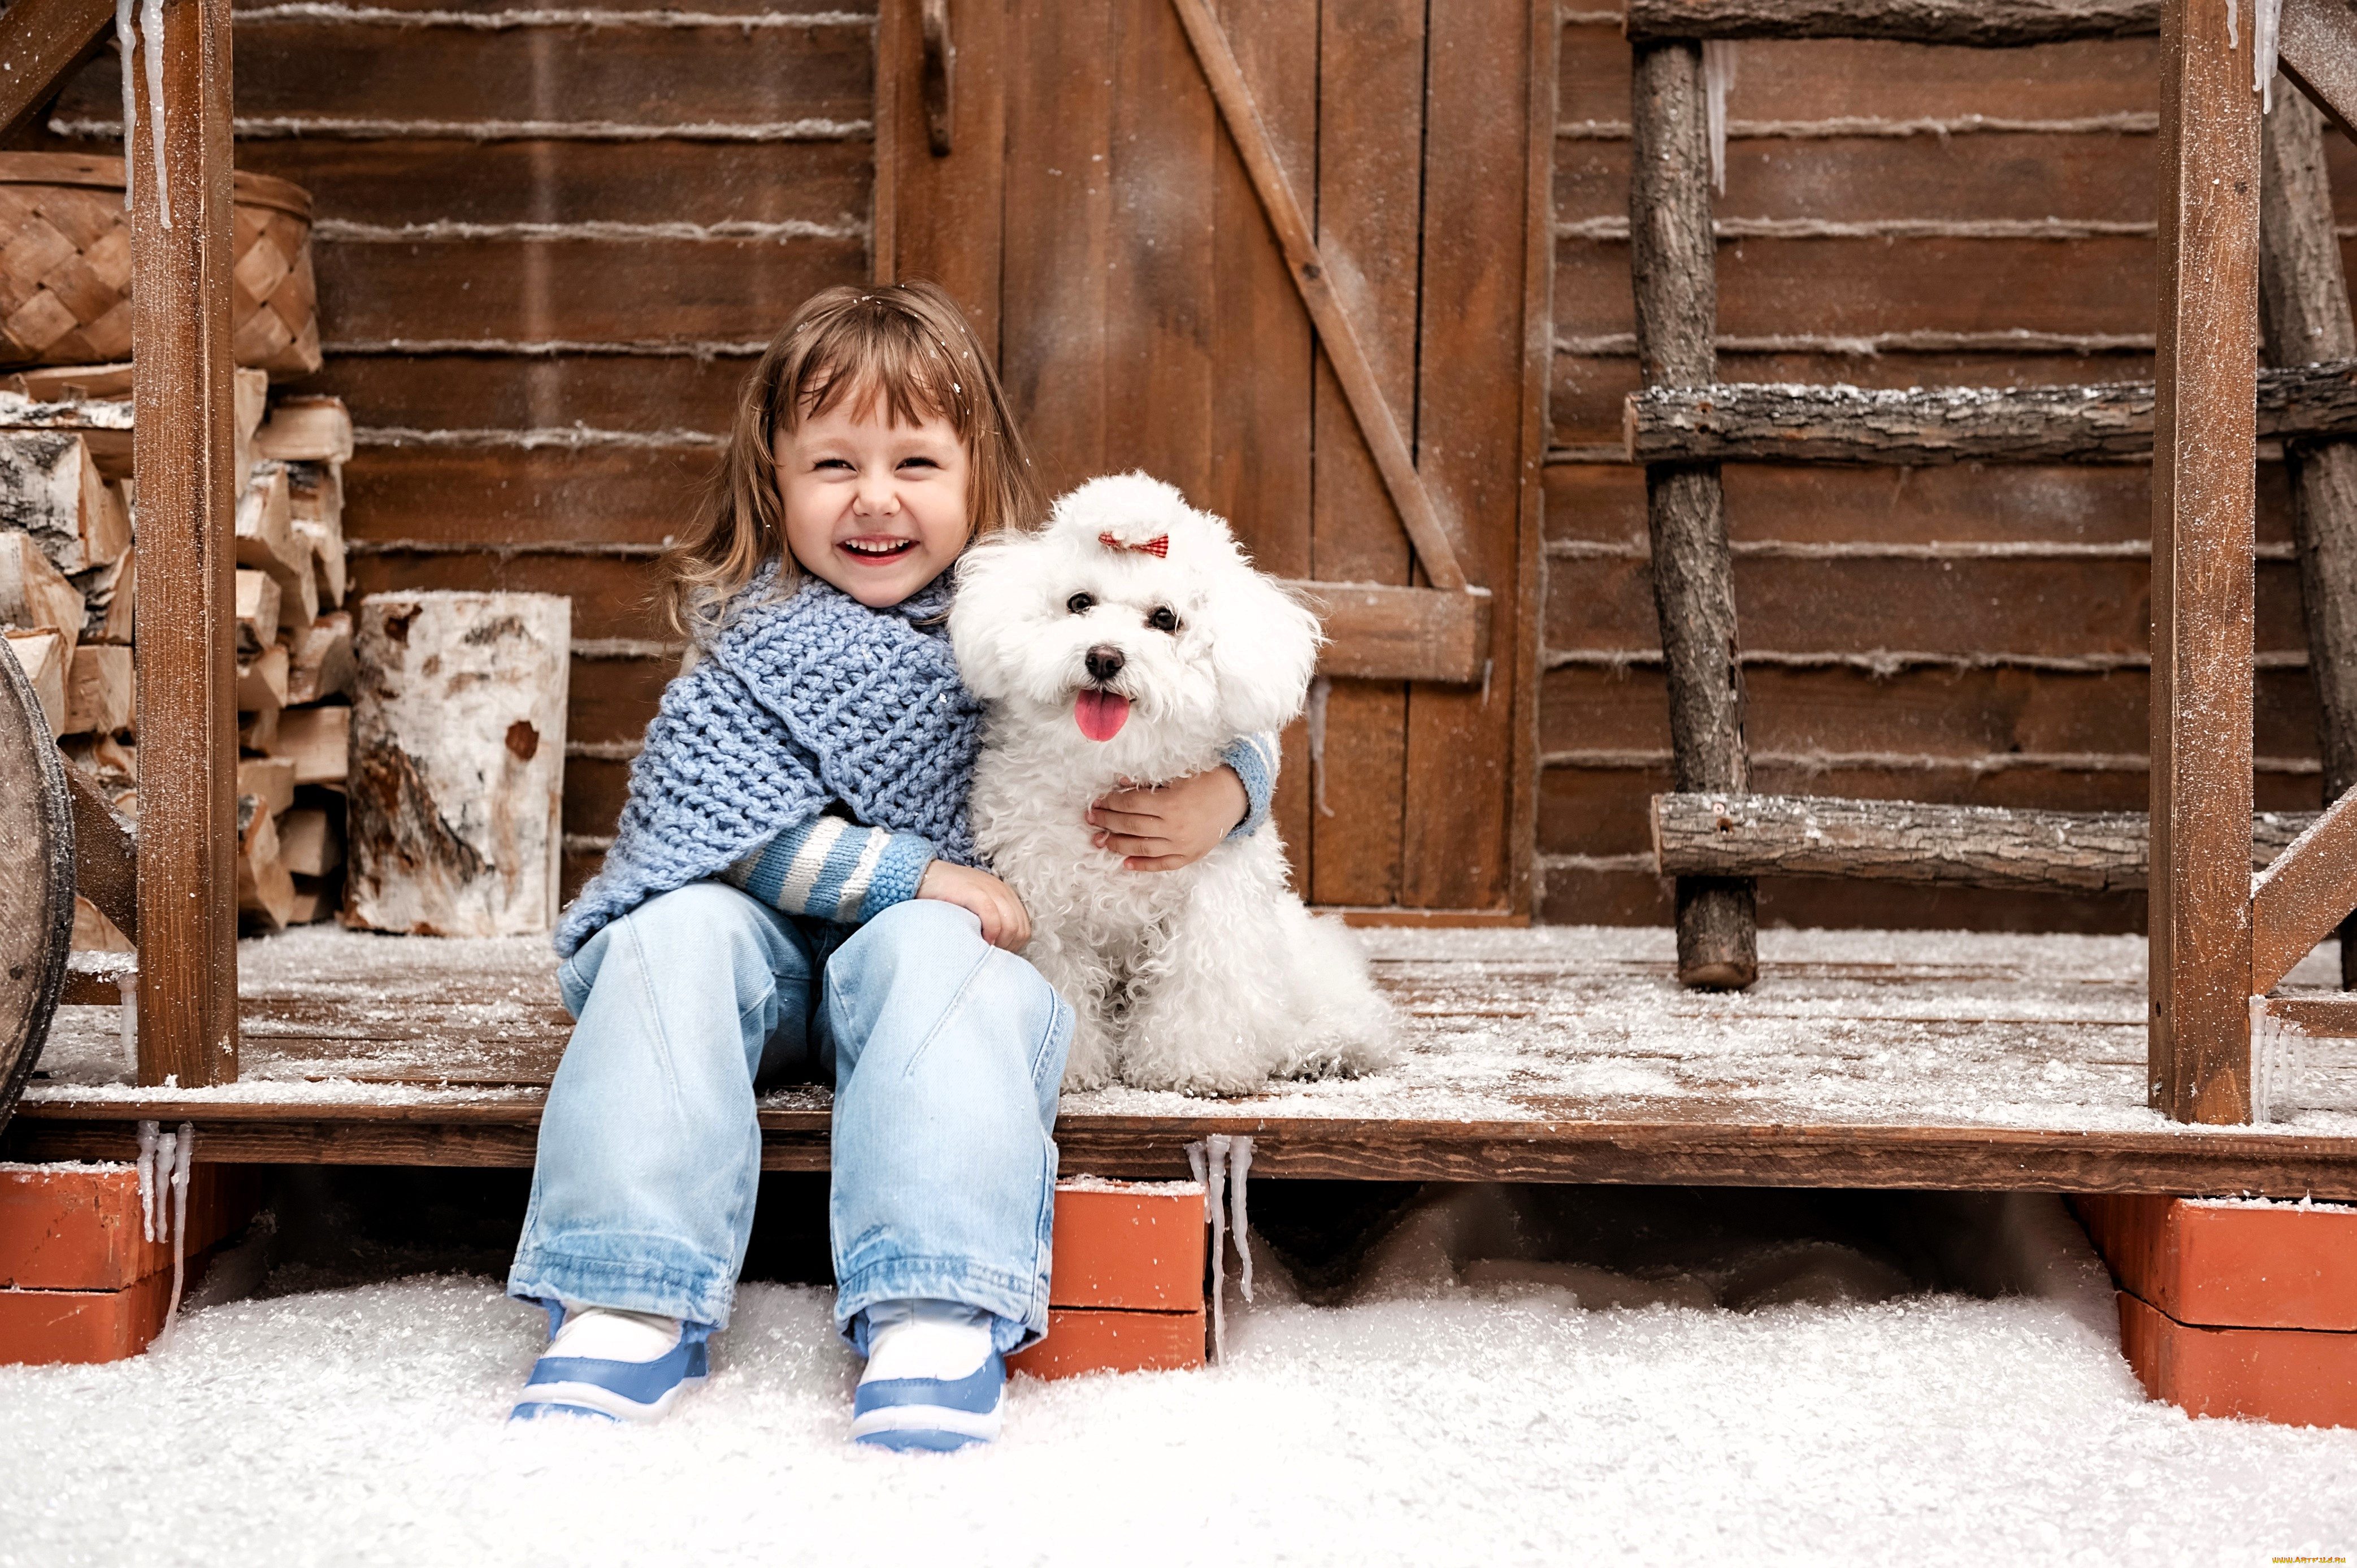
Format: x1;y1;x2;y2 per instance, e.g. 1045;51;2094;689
1544;15;2345;931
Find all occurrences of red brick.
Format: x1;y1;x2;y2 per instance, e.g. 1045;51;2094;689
1008;1307;1208;1380
2117;1292;2357;1428
0;1253;216;1366
2076;1194;2357;1330
1048;1180;1206;1312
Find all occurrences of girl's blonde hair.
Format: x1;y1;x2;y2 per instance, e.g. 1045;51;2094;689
661;280;1039;638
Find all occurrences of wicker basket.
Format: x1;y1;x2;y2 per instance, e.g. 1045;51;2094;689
0;154;322;380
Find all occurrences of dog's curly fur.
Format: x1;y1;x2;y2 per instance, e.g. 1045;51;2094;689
951;473;1396;1096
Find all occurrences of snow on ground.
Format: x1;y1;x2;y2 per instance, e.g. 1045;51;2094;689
3;1195;2352;1568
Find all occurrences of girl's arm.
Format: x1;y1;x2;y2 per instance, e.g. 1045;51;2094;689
1087;732;1280;872
718;815;935;924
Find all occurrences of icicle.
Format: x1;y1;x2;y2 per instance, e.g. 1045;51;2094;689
2256;0;2284;110
115;972;137;1079
1203;1135;1229;1363
140;0;171;229
150;1127;176;1242
158;1123;193;1345
1229;1135;1254;1304
114;0;137;213
2251;996;2303;1123
1701;41;1736;197
2229;0;2239;49
1305;676;1334;819
136;1119;159;1242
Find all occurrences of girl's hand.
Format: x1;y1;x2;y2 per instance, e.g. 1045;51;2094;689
917;861;1032;952
1087;766;1249;872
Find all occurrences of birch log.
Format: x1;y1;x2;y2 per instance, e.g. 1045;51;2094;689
0;431;131;575
348;591;570;936
2259;80;2357;988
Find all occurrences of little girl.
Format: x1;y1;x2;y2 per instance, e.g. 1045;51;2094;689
505;283;1273;1449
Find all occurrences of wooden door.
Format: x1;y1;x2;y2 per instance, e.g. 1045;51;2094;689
875;0;1552;918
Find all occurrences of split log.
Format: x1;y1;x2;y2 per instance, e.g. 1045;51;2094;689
0;432;131;575
1622;0;2159;45
73;547;133;644
238;703;279;756
233;570;280;659
61;761;135;942
285;459;341;533
0;392;133;477
63;643;133;736
236;641;289;712
295;520;345;608
233;463;315;632
235;756;297;819
6;362;132;402
254;397;353;465
62;732;136;791
3;629;68;737
1633;39;1755;991
274;703;349;788
348;591;570;937
1651;792;2314;892
1624;362;2357;466
233;368;267;488
234;796;295;933
285;878;337;926
2260;80;2357;989
285;611;355;706
72;896;134;953
0;532;84;649
276;806;342;879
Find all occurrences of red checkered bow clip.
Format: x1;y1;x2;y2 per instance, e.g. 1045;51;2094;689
1099;532;1170;558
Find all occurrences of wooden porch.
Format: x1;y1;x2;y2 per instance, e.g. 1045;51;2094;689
11;926;2357;1196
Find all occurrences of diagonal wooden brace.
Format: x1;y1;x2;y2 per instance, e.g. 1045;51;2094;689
1167;0;1475;598
2251;784;2357;995
2281;0;2357;143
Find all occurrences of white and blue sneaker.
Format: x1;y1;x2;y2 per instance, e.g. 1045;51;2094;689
510;1305;709;1424
850;1300;1004;1453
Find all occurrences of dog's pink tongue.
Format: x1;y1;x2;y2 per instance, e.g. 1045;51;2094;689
1074;688;1130;742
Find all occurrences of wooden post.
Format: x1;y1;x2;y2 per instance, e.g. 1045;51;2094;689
2258;79;2357;990
2151;0;2259;1124
131;0;240;1088
1630;40;1754;990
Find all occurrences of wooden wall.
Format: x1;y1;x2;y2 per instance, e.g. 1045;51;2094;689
1542;16;2342;932
20;0;878;902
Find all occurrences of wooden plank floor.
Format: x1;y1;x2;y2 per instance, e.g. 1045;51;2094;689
11;927;2357;1196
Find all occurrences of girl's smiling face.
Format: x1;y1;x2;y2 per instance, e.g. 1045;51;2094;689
778;395;971;607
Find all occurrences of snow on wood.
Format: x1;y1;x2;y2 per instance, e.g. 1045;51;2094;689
0;431;130;576
1622;0;2163;44
347;591;569;937
63;642;134;736
0;531;84;649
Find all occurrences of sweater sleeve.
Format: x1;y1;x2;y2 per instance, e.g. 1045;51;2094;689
719;814;936;924
1221;731;1279;840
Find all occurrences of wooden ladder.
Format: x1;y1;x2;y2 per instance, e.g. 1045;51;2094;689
1626;0;2357;1124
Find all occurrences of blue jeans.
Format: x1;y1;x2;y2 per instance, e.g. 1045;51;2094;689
507;883;1074;1354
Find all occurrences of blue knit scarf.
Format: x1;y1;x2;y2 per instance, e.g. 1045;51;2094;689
554;567;983;957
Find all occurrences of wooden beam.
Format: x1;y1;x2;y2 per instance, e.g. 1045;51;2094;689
2251;787;2357;994
1622;362;2357;465
13;1105;2357;1198
131;0;240;1089
1166;0;1475;598
2151;0;2260;1126
1288;580;1491;684
2259;79;2357;990
61;761;136;940
1651;792;2311;893
1631;38;1755;991
2260;991;2357;1036
0;0;116;141
1622;0;2158;45
2280;0;2357;145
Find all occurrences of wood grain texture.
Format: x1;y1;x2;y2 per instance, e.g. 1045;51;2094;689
62;762;134;940
1653;790;2313;892
1291;583;1491;684
0;642;75;1133
2251;788;2357;994
875;0;1005;348
2280;0;2357;145
1622;0;2159;45
2151;0;2259;1125
132;0;241;1091
0;0;115;140
1625;363;2357;464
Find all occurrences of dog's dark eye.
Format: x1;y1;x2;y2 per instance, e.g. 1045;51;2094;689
1146;605;1180;633
1066;593;1095;614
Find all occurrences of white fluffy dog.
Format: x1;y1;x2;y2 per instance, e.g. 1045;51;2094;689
951;473;1395;1096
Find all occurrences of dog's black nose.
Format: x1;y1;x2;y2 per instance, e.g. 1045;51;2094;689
1084;644;1126;683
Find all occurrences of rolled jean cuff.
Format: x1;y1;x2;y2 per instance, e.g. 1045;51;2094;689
835;1255;1049;1356
507;1240;739;1330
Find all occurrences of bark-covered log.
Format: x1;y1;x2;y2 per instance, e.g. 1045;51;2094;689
1624;0;2158;45
348;592;569;937
2260;82;2357;988
1652;792;2316;892
1624;360;2357;464
1633;40;1755;991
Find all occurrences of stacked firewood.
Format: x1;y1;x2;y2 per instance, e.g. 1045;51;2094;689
0;363;355;939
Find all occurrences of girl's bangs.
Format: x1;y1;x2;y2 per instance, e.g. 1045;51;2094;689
790;315;971;437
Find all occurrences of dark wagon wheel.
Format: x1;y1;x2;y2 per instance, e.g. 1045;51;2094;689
0;642;75;1136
